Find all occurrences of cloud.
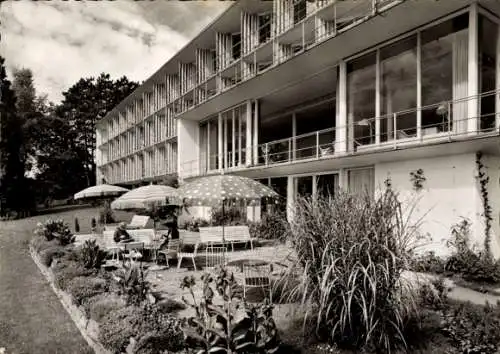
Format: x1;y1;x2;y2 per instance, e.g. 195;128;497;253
0;1;230;103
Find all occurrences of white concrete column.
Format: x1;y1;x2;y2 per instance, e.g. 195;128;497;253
336;61;348;154
253;100;259;165
417;32;422;140
292;113;297;160
496;25;500;130
245;100;253;166
218;113;223;171
468;3;479;134
375;50;381;145
286;175;295;222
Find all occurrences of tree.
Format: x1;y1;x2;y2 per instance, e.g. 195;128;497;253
0;56;31;216
57;73;139;187
12;68;41;174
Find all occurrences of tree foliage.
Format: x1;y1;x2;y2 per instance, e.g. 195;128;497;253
0;57;32;215
0;65;138;215
56;73;139;187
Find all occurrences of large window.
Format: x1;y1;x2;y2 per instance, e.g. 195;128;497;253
479;15;498;131
348;168;374;197
347;53;377;147
380;35;417;141
317;173;339;199
421;14;468;134
295;100;336;159
200;104;248;172
347;13;471;147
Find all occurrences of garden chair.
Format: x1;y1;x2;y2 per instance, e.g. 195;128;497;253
205;246;227;269
157;238;181;267
177;242;200;271
242;262;273;303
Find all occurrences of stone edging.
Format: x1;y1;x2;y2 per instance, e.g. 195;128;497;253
29;246;111;354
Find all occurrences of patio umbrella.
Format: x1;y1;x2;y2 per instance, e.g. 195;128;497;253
110;184;181;211
74;184;129;200
177;174;279;256
74;184;129;225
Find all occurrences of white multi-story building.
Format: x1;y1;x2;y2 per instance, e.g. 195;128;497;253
96;0;500;257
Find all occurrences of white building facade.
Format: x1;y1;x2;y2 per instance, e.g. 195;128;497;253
96;0;500;257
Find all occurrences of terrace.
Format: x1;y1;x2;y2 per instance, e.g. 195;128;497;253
180;89;500;180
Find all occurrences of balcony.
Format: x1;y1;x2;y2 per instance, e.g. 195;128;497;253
179;90;500;179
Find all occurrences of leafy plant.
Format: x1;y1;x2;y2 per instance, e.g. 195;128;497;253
180;267;281;354
211;205;246;226
39;245;66;267
476;151;493;257
445;218;500;283
98;204;116;224
249;211;289;241
410;169;426;192
282;190;422;352
113;263;150;306
179;218;210;232
80;239;105;269
52;258;96;290
84;293;126;322
99;304;183;354
66;276;108;306
442;301;500;354
411;252;447;275
34;219;75;245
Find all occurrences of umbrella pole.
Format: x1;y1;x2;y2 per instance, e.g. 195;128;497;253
222;202;226;264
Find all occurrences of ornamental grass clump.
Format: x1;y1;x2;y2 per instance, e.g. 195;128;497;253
283;190;422;352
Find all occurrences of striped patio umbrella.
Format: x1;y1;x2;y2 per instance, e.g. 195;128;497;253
74;184;129;200
110;184;181;211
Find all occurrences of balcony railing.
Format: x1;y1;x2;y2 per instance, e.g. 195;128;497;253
179;90;500;178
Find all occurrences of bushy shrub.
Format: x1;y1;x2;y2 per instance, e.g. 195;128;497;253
211;205;246;226
249;211;289;241
133;304;184;354
39;245;66;267
66;276;109;306
80;240;106;269
417;277;449;311
99;304;183;354
52;259;96;290
284;191;420;352
98;204;116;224
74;218;80;233
84;293;126;323
444;218;500;283
34;219;75;245
156;298;186;314
411;252;447;274
442;301;500;354
179;218;210;232
99;306;141;353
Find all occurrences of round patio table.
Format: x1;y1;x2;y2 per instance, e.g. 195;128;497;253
226;259;270;273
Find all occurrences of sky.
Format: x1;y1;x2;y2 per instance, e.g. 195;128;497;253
0;0;231;103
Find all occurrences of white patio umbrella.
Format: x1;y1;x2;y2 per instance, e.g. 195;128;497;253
110;184;181;211
177;174;279;259
74;184;129;200
74;184;129;226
